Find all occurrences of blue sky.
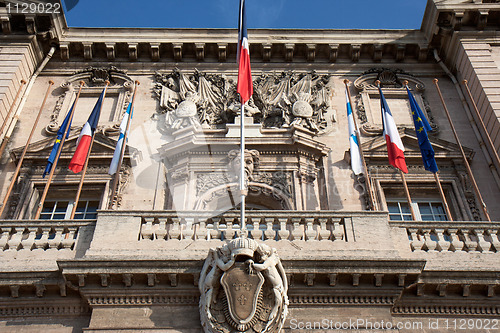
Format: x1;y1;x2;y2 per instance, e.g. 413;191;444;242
64;0;427;29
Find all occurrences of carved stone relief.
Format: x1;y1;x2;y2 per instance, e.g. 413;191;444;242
353;68;439;136
153;69;333;134
45;66;134;137
199;238;288;333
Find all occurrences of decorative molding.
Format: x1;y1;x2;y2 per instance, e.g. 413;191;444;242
392;305;500;315
290;295;396;305
0;304;90;317
352;68;439;132
354;68;425;91
45;66;134;137
86;295;199;306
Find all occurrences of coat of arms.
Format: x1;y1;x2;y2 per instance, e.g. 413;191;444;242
199;237;288;333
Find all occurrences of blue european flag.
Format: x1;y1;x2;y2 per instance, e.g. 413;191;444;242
407;87;438;173
43;102;74;178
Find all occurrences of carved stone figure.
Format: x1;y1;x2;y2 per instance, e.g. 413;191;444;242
199;238;288;333
227;149;260;182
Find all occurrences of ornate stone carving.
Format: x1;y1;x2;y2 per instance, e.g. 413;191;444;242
153;69;332;133
228;149;260;182
252;171;293;198
253;71;331;133
199;238;288;333
354;93;367;124
196;173;231;196
45;66;133;136
354;68;425;91
353;68;439;132
110;166;131;208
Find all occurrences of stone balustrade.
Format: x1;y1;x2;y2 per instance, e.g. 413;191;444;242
390;221;500;253
0;220;95;251
138;211;345;242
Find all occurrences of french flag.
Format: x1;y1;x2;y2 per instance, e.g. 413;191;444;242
68;89;104;173
379;87;408;173
236;0;252;104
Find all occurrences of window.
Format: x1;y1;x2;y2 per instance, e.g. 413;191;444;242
40;200;99;220
387;199;449;221
28;184;104;220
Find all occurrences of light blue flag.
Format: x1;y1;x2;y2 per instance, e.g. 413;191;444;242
109;102;133;175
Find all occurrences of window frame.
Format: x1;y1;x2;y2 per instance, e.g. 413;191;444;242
386;197;449;221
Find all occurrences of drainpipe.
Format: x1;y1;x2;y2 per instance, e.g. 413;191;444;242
433;49;500;190
0;45;56;159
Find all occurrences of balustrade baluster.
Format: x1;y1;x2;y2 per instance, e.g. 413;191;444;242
489;229;500;252
423;230;438;252
7;228;23;251
435;228;450;252
0;228;10;250
332;219;344;241
141;217;155;240
21;228;36;251
408;228;423;251
263;218;275;241
156;219;167;240
34;227;50;250
277;218;289;241
463;229;479;253
318;218;331;241
250;217;262;240
477;229;492;253
447;228;464;252
291;218;303;241
304;218;316;241
168;218;181;241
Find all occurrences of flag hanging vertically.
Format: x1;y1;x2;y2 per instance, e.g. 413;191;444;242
43;101;74;178
68;89;104;173
109;102;133;175
236;0;252;104
407;87;438;173
379;87;408;173
346;89;363;175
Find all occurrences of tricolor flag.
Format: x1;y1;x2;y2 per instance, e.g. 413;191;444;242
407;87;438;173
379;87;408;173
43;102;74;178
68;89;104;173
236;0;252;104
109;102;133;175
346;89;363;175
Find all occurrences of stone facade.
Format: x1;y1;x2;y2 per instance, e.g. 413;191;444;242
0;0;500;332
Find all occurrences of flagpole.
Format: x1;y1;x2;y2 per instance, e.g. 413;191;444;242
376;80;416;220
434;78;491;221
344;79;378;211
399;169;417;220
107;81;139;210
33;81;85;220
462;79;500;172
0;80;27;159
240;102;247;234
69;81;110;219
0;80;26;138
402;80;453;221
0;81;54;218
433;172;453;221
